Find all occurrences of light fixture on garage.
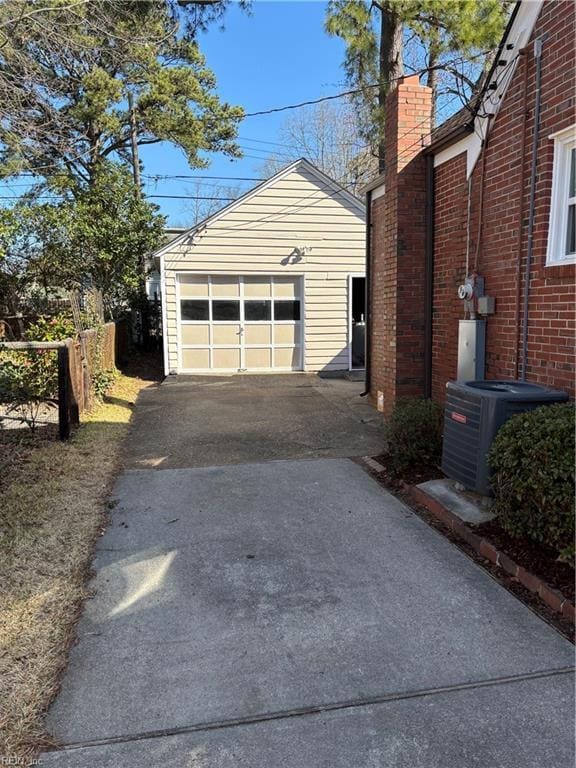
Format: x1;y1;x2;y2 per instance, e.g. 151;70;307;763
282;245;311;266
191;225;207;244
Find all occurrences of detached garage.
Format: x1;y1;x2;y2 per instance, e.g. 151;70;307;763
157;158;366;375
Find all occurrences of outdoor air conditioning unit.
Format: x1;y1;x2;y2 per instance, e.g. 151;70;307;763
441;380;568;496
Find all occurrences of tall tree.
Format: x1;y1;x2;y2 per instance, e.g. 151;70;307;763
0;0;244;188
325;0;508;170
0;164;165;316
258;99;378;197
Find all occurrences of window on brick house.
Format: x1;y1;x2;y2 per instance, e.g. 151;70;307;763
546;126;576;265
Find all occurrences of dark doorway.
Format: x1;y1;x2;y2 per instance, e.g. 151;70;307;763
350;276;366;369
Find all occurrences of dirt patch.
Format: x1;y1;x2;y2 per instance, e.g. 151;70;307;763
0;356;160;762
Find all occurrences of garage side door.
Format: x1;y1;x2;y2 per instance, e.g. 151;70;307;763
178;275;303;372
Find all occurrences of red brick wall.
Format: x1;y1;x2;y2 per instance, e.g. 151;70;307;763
369;76;432;413
431;153;468;402
431;0;576;401
369;193;390;405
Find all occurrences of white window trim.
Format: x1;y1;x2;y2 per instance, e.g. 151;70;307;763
546;125;576;266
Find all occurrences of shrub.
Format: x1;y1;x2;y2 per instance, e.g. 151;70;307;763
25;314;76;343
92;367;118;399
489;403;575;563
384;397;443;475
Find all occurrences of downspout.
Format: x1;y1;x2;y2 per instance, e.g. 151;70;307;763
514;48;529;377
424;155;435;399
361;189;372;397
519;38;543;380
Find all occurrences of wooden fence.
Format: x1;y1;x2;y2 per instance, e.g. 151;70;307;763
67;321;128;422
0;320;128;439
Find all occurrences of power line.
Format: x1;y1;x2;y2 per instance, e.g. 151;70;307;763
148;194;236;201
142;174;264;182
243;88;367;118
243;51;490;118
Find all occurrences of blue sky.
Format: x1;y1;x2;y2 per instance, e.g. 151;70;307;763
140;1;349;226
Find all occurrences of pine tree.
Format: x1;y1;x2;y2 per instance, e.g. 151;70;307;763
0;0;244;188
325;0;508;170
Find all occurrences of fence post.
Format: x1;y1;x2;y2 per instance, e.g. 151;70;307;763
67;340;80;426
58;345;70;440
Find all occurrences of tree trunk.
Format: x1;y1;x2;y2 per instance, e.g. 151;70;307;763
426;40;440;128
378;4;404;172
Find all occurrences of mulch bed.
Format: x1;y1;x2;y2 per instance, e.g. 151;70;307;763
372;454;441;489
476;520;574;604
360;456;575;643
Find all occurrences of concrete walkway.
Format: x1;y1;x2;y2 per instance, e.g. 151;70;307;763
42;377;574;767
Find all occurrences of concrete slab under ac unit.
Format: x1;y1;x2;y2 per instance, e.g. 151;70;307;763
417;478;494;526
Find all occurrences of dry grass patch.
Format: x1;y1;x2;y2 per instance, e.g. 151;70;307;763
0;369;155;761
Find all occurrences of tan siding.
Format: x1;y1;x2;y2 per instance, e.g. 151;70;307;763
162;162;365;373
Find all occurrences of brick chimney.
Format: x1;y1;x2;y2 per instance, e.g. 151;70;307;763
369;74;432;415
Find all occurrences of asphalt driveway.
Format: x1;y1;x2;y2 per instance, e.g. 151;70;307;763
42;375;575;767
124;374;385;469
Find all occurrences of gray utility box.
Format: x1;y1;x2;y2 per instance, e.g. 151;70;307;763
457;319;486;381
442;380;568;496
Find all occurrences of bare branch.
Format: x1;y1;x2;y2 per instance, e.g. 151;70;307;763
0;0;90;29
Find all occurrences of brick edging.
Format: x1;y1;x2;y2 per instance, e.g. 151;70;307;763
407;484;575;624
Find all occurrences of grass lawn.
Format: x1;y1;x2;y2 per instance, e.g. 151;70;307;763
0;363;157;761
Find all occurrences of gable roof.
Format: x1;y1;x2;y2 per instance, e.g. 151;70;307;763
152;158;365;260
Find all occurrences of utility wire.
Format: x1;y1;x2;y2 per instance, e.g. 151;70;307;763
243;51;490;118
3;54;506;204
143;174;264;182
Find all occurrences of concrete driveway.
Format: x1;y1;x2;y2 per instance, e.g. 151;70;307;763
42;375;574;767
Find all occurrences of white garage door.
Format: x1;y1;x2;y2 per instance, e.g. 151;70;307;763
177;275;303;372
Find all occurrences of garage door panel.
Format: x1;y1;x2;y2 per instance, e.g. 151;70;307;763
211;276;240;297
245;324;272;345
275;325;299;345
180;276;209;297
213;324;242;345
244;277;271;297
274;347;301;368
181;324;210;345
181;349;210;369
213;348;241;369
273;277;299;298
245;348;272;369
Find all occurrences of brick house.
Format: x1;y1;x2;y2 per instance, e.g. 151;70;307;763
365;0;575;415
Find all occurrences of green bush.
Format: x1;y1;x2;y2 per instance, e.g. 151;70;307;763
25;314;76;342
92;367;118;399
489;403;575;563
384;397;443;475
